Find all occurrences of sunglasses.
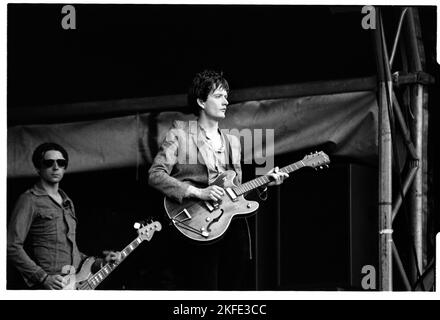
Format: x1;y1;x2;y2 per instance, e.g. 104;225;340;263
41;159;67;169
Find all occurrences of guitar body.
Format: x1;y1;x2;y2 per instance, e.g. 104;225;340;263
62;256;95;290
164;151;330;243
164;170;259;243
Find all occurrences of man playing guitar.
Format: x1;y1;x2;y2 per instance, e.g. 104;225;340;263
7;142;122;289
148;70;288;290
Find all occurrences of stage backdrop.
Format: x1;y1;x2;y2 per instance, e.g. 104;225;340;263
8;90;378;178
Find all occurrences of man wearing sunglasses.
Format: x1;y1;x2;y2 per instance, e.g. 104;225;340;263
7;142;121;289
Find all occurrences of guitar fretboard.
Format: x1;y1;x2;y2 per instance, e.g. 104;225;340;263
233;161;305;196
85;236;143;290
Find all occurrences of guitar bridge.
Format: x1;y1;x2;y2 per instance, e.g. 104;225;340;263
173;209;192;223
204;201;215;212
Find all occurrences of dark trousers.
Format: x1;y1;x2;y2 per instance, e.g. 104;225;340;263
159;218;252;290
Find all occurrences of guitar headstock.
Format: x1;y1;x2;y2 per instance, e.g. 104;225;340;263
135;220;162;241
302;151;330;170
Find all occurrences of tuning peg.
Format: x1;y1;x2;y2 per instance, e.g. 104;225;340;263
134;220;147;229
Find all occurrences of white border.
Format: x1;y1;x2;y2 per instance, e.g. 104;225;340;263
1;0;439;301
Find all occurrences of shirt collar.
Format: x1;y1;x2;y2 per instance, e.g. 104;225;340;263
197;121;222;139
30;182;49;196
30;182;69;202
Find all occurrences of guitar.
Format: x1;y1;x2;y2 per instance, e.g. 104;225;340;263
62;220;162;290
164;151;330;243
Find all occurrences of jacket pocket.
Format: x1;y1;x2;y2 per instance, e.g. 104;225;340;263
32;209;58;239
38;209;57;220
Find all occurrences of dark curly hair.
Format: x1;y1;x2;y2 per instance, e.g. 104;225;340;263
187;69;230;115
32;142;69;169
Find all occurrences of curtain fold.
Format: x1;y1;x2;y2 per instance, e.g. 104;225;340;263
8;90;378;178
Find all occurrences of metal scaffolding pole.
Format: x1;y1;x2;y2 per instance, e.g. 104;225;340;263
392;242;412;290
392;165;418;222
410;83;424;278
389;8;409;69
374;8;393;291
405;7;426;282
378;85;393;291
392;92;418;160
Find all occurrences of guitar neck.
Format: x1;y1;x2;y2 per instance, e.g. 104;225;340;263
87;236;143;289
233;161;305;196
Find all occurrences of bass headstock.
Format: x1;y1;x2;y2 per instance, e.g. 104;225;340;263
134;220;162;241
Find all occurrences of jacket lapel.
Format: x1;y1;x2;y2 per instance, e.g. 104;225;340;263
221;130;241;172
189;121;209;167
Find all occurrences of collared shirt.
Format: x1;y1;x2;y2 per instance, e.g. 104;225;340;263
198;124;230;184
7;183;85;287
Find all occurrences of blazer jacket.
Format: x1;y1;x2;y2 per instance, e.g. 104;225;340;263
148;120;242;203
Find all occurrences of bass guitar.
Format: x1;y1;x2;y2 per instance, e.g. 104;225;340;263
164;151;329;243
62;220;161;290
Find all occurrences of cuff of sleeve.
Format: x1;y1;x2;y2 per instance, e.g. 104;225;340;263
41;274;49;284
26;268;48;287
183;184;192;198
91;258;104;274
180;184;196;203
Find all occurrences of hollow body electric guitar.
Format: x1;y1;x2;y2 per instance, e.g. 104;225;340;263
62;221;161;290
164;151;330;243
